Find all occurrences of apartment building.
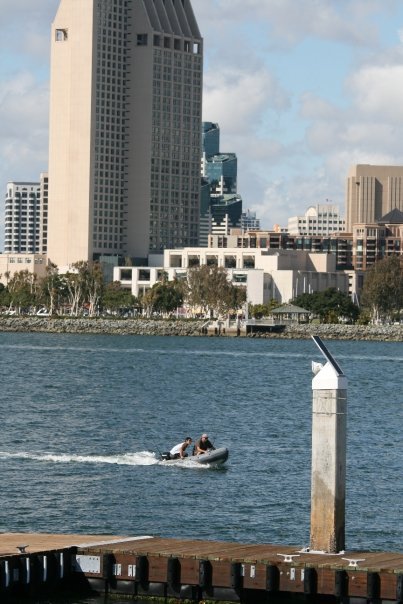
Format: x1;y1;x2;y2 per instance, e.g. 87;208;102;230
4;178;48;254
352;209;403;270
209;231;354;271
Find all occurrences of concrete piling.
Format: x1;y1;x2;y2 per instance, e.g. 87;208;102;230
310;336;347;553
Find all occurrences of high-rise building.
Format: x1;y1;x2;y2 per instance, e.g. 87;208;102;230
241;209;260;231
203;153;237;196
200;121;242;242
202;122;219;158
39;173;49;254
288;203;345;236
199;177;212;247
210;194;242;235
4;176;48;254
346;164;403;231
47;0;203;269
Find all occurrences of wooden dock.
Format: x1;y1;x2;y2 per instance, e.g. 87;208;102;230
0;533;402;602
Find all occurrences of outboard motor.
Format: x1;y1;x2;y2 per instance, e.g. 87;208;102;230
161;452;171;461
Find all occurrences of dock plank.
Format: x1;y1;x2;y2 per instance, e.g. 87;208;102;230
0;533;130;556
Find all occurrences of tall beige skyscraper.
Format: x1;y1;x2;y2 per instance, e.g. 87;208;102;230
346;164;403;231
47;0;203;269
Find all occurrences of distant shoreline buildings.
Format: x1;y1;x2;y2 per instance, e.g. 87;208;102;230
288;203;345;237
2;0;403;307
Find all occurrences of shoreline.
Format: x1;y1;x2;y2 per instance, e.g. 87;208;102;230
0;316;402;341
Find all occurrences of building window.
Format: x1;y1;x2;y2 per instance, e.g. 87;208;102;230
55;28;68;41
137;34;148;46
243;256;255;269
139;269;150;281
224;256;236;268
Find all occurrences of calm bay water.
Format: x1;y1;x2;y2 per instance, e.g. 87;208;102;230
0;333;402;603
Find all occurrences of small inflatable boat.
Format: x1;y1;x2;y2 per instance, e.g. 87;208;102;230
161;447;229;466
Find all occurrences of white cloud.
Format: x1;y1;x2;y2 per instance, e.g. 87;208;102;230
192;0;391;48
203;67;290;136
0;71;49;216
0;1;57;62
348;64;403;119
300;93;339;120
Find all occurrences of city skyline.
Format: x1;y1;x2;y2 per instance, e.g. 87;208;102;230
2;1;403;248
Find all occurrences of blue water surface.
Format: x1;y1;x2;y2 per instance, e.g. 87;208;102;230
0;333;401;603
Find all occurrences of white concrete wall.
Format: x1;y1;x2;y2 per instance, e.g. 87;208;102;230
114;264;266;305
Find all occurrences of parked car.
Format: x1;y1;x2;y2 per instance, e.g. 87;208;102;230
36;308;50;316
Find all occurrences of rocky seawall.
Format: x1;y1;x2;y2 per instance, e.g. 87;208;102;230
276;322;403;341
0;317;206;336
0;316;403;341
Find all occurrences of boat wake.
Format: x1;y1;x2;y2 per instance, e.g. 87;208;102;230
158;457;215;470
0;450;159;466
0;450;225;470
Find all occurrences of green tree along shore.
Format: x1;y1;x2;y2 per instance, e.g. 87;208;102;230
0;256;401;323
0;263;247;319
0;262;135;317
250;256;403;325
292;288;360;324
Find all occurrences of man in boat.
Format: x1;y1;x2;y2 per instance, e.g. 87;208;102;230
169;437;192;459
194;433;215;455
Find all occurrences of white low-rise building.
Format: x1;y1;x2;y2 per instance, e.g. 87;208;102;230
113;247;348;306
288;203;345;236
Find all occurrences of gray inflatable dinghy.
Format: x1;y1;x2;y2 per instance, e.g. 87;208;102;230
161;447;229;466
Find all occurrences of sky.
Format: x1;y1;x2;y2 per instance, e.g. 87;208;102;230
2;0;403;242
